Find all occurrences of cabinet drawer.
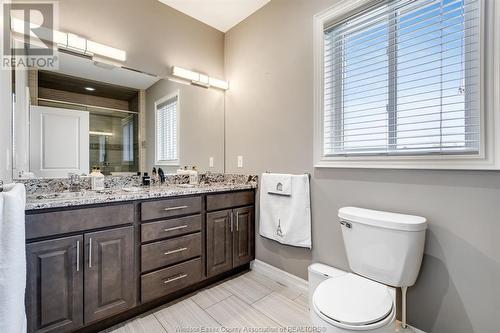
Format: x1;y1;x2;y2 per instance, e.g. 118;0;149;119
206;191;255;211
141;233;201;272
26;204;135;240
141;196;201;221
141;258;202;303
141;215;201;242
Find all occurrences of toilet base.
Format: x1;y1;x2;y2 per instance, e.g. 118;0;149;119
311;308;397;333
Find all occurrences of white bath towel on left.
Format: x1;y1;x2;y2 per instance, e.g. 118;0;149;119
259;173;311;248
0;183;27;333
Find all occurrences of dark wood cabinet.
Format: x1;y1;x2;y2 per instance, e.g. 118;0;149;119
26;227;135;332
206;210;233;277
206;206;255;277
233;206;255;267
84;226;135;324
26;189;255;333
26;235;84;333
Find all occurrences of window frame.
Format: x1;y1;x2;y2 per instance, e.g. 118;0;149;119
154;91;180;166
313;0;500;170
122;116;134;163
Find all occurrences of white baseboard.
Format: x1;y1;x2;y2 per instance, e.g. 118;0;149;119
250;259;308;293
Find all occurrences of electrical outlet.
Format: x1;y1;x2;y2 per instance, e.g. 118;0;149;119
209;157;214;168
237;155;243;168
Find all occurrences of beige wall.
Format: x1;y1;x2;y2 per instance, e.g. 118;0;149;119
224;1;500;332
145;79;225;173
58;0;225;78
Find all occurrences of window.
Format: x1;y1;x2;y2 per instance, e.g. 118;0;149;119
314;0;500;169
155;93;179;165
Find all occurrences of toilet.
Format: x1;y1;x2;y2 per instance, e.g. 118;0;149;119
309;207;427;332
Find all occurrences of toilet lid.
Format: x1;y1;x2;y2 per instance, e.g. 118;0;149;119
313;273;393;326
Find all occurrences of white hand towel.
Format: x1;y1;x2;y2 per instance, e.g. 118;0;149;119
264;173;292;196
0;183;27;333
259;173;311;248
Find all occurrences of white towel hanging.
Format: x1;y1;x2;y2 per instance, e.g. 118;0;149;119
0;183;27;333
265;173;292;196
259;173;311;248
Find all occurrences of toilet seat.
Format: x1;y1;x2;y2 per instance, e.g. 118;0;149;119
313;273;394;329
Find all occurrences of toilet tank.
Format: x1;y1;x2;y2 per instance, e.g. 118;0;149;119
338;207;427;287
307;263;347;309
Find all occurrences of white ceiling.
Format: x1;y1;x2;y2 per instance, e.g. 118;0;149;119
158;0;271;32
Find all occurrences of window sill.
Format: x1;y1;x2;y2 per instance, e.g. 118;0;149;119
155;161;180;167
315;155;500;170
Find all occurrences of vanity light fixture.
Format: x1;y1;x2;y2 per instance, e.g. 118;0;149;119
57;33;126;62
85;87;96;91
171;66;229;90
10;17;127;62
208;77;230;90
89;131;114;136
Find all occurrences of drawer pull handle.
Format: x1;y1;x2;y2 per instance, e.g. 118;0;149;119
164;225;188;232
164;205;188;212
164;247;188;256
164;274;188;284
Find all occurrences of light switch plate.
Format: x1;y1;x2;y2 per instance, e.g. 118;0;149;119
209;157;214;168
237;155;243;168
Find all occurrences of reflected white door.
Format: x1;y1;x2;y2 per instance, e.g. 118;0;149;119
30;106;89;178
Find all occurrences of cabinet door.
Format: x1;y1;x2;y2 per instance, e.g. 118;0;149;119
26;235;83;333
206;210;233;277
84;226;135;324
232;206;255;267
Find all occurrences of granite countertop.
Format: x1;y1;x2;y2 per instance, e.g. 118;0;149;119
26;180;257;211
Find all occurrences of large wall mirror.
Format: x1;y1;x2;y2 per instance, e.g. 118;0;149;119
11;41;225;179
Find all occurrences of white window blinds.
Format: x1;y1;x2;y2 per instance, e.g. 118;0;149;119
323;0;481;156
156;96;178;163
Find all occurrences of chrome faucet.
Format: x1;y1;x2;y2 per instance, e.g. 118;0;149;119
68;173;81;192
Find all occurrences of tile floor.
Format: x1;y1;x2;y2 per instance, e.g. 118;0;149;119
104;270;312;333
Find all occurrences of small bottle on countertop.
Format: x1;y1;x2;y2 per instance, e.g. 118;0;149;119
152;167;159;185
189;166;199;185
90;167;105;191
142;172;151;186
158;167;166;184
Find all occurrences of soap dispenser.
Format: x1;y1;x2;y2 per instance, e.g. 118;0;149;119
90;166;105;191
189;166;199;185
177;166;190;175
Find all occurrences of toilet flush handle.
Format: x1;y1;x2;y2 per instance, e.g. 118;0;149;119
340;220;352;229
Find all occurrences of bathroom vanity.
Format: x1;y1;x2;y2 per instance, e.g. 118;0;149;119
24;182;256;333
